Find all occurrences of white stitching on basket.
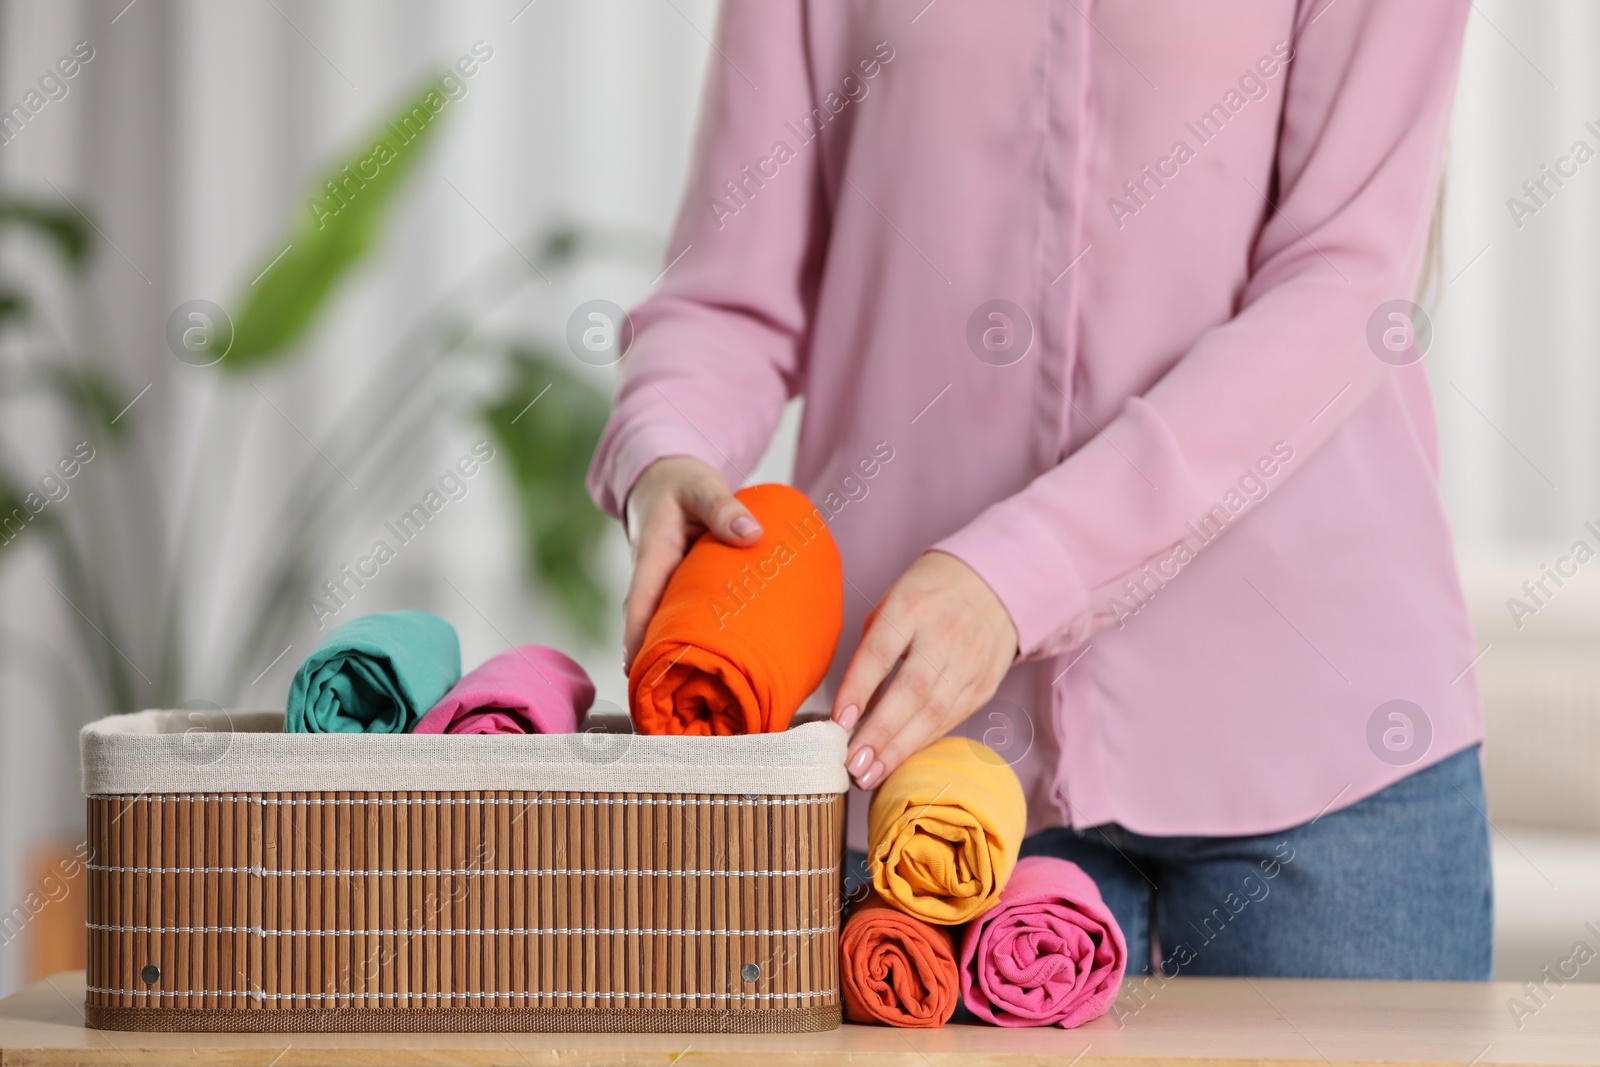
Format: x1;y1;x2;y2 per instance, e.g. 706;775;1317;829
87;863;837;877
85;985;837;1001
95;794;834;807
87;923;836;937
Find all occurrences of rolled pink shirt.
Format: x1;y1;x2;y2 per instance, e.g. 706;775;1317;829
412;646;593;735
960;856;1128;1029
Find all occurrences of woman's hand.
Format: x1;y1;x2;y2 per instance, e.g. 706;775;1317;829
621;456;764;672
831;551;1018;790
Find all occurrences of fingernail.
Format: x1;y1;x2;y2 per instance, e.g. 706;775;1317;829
846;747;874;777
731;516;761;538
836;704;860;732
857;760;885;790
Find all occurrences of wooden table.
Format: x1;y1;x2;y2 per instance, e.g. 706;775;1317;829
2;972;1597;1066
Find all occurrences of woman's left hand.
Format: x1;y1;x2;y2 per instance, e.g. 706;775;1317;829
831;550;1018;790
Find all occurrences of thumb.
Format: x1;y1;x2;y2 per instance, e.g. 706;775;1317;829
681;476;763;546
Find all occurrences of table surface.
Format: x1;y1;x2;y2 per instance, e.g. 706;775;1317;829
2;972;1597;1066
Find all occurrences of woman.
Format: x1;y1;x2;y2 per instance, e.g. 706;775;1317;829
587;0;1489;979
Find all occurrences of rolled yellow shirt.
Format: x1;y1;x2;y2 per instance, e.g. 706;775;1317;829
867;736;1027;925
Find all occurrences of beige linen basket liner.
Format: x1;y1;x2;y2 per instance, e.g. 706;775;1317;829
80;710;848;1033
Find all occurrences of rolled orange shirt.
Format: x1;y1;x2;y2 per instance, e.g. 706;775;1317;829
841;893;960;1028
628;483;843;735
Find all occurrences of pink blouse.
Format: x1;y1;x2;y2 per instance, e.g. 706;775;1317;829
588;0;1481;847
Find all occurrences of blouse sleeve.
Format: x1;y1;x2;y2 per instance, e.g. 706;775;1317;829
933;0;1470;659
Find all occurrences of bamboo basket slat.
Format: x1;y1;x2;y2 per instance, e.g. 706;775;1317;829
80;711;848;1033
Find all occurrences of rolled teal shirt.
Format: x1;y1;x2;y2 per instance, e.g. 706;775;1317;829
285;610;461;733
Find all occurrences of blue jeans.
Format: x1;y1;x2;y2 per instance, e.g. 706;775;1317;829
845;744;1493;980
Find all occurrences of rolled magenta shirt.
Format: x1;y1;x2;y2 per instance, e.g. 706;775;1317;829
587;0;1481;847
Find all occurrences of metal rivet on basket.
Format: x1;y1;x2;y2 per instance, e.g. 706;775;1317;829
740;962;761;983
140;964;161;986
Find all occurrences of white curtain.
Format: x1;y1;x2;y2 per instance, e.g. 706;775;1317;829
0;0;1594;996
1439;1;1600;552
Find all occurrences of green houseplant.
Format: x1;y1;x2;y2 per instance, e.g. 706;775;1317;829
0;71;638;720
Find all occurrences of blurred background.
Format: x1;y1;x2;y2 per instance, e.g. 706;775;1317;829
0;0;1596;997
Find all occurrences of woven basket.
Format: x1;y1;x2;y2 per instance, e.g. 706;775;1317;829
80;710;848;1033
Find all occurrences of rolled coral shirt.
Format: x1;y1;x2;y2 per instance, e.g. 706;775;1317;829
587;0;1481;849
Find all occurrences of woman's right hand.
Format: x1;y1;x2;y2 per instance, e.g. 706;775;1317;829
621;456;764;672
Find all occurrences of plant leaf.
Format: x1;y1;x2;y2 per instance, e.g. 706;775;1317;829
481;347;614;643
539;226;582;268
0;198;91;269
0;287;29;326
4;363;129;438
0;476;27;552
42;365;128;438
222;74;454;369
